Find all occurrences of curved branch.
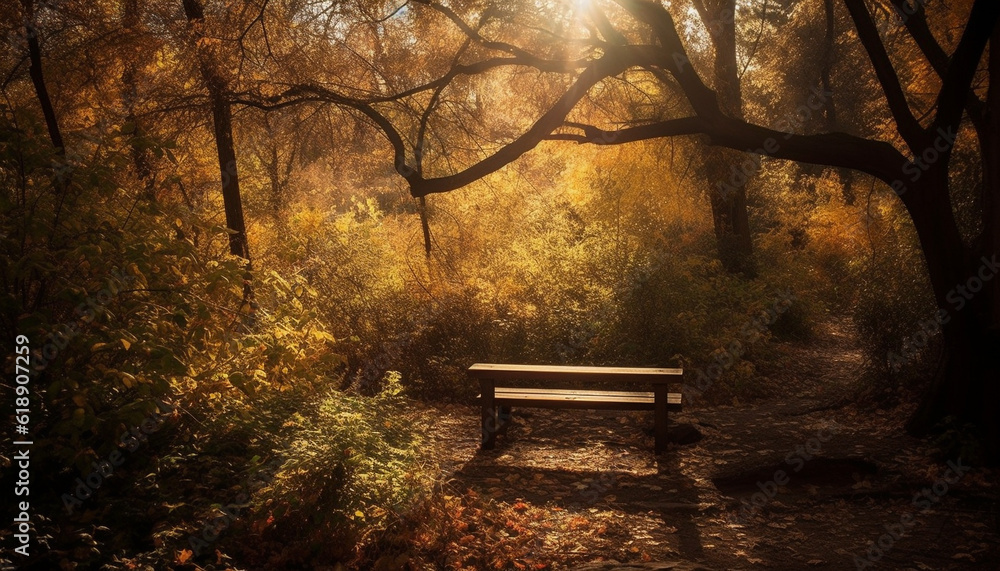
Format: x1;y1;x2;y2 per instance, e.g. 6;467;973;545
238;54;592;108
409;50;635;196
614;0;718;117
550;118;704;144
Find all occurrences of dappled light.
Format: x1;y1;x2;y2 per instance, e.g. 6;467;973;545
1;0;999;569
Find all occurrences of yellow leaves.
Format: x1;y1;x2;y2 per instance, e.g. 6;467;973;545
121;372;137;388
195;37;219;48
176;549;193;565
120;338;131;351
310;330;335;343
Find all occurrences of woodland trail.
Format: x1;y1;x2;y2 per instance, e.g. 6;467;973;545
415;319;1000;570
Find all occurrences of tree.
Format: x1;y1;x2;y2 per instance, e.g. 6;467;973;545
181;0;255;316
692;0;756;275
181;0;250;262
245;0;999;459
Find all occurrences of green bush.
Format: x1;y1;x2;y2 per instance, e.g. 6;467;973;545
250;374;426;565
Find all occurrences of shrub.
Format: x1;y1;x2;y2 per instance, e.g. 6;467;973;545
250;374;426;565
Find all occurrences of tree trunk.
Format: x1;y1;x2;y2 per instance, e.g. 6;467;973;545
697;0;756;275
181;0;250;261
121;0;155;200
182;0;254;322
210;97;250;261
907;303;1000;462
820;0;856;205
262;114;284;218
903;166;1000;462
983;28;1000;330
706;152;755;275
21;0;64;157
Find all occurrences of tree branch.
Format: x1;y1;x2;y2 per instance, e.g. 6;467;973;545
615;0;719;116
549;118;704;144
931;0;998;143
843;0;927;151
547;117;905;185
887;0;986;134
409;50;635;196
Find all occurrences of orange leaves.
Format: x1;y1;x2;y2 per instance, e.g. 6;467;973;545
566;516;590;531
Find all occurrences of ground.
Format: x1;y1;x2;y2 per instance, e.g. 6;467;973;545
405;319;1000;570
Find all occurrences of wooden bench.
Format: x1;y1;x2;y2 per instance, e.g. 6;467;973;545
469;363;683;453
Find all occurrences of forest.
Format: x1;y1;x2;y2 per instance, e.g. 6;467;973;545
1;0;998;569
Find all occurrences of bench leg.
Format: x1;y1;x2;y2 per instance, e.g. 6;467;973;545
654;385;669;454
481;379;497;449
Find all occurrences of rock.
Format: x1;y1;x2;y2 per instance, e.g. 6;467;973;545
670;422;704;445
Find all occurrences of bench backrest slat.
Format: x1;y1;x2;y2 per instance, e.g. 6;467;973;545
468;363;682;383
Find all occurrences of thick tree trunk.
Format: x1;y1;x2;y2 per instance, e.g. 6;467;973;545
903;167;1000;462
907;306;1000;462
983;30;1000;329
905;27;1000;464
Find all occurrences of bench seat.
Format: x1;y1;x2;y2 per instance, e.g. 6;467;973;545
483;388;682;411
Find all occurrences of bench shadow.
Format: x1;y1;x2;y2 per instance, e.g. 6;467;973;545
454;410;710;564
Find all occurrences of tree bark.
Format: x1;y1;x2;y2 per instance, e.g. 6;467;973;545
905;28;1000;461
696;0;756;275
21;0;64;157
121;0;155;200
181;0;250;262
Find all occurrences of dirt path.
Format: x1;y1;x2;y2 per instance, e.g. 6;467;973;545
414;319;999;570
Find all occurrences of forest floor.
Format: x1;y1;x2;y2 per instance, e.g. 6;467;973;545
404;319;1000;571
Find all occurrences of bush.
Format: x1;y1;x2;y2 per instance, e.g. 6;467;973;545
249;374;426;565
851;215;937;396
